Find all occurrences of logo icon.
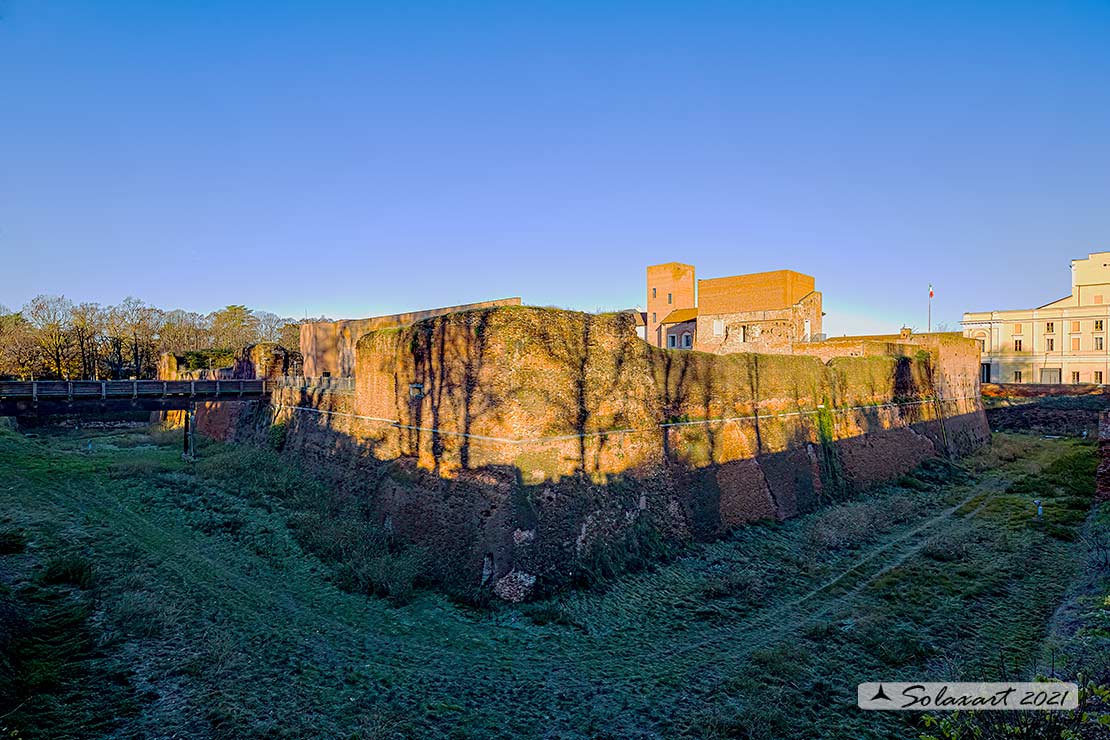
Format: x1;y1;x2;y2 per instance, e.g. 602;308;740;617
870;684;891;702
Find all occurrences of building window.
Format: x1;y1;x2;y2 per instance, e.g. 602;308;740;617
652;287;656;298
681;332;692;348
741;326;749;343
1045;322;1053;333
652;312;656;323
1015;323;1023;333
1073;321;1081;332
1097;320;1104;331
1097;371;1104;384
1014;339;1022;351
977;339;986;352
1072;337;1081;351
667;334;676;348
1014;370;1022;383
1072;371;1081;384
713;319;724;337
1098;337;1104;350
1046;338;1054;351
667;292;672;305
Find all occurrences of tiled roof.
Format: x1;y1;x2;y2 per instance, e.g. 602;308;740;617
660;308;699;324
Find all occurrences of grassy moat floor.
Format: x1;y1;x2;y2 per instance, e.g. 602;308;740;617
1;424;1109;739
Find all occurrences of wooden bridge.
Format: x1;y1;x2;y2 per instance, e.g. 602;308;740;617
0;379;272;415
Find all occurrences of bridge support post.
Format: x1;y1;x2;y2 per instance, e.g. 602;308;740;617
183;403;196;461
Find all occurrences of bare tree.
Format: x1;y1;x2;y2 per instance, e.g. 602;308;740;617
254;310;287;343
160;309;209;353
102;304;129;379
70;302;104;379
119;297;160;378
23;294;74;378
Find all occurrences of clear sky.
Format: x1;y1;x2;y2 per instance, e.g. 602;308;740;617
1;1;1108;335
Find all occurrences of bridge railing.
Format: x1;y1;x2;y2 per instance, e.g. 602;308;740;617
264;376;355;394
0;379;268;401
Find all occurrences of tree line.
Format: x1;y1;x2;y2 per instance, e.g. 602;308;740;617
0;295;318;380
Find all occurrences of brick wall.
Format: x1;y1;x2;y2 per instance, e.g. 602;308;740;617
185;307;989;599
698;270;815;315
646;263;696;348
695;291;822;354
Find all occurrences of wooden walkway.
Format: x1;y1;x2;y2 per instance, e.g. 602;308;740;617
0;379;270;415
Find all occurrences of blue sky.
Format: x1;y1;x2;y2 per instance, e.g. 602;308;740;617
1;1;1108;335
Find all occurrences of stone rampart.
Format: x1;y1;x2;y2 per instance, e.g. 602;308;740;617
182;306;989;598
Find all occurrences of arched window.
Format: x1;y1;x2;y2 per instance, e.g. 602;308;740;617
681;332;692;348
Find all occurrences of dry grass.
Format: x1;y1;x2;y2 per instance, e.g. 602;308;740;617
1;427;1105;739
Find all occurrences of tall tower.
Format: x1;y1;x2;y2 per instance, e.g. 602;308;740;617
646;262;696;347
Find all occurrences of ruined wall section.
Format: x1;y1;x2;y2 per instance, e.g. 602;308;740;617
300;297;523;378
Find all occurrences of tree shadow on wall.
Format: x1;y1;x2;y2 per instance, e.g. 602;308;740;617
409;310;497;475
532;313;637;477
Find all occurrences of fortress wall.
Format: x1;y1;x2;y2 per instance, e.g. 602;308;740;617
181;306;989;598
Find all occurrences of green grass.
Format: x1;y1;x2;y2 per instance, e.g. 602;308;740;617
0;427;1106;739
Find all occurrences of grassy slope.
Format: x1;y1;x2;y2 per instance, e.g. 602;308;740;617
0;426;1103;739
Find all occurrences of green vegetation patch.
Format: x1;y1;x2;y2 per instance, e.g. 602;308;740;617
0;427;1105;739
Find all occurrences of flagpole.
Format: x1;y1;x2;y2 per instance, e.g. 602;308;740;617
928;284;932;333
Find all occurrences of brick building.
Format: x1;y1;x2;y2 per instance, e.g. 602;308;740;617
646;262;823;354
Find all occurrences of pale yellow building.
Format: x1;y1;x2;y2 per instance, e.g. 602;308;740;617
963;251;1110;385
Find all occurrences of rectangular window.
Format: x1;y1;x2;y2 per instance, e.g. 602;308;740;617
667;334;676;348
1015;323;1023;333
682;333;692;348
1046;338;1054;351
1097;320;1104;331
1014;339;1023;351
1072;337;1081;351
1073;321;1081;332
741;326;749;343
1045;322;1053;333
712;319;724;337
652;287;656;298
1072;371;1081;384
1014;370;1022;383
1097;371;1104;384
667;293;673;304
1098;337;1104;350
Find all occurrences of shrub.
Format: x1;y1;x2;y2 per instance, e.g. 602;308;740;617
922;532;970;562
41;554;95;589
806;504;875;550
267;422;288;452
114;591;183;637
702;567;766;604
0;527;27;554
338;547;429;605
